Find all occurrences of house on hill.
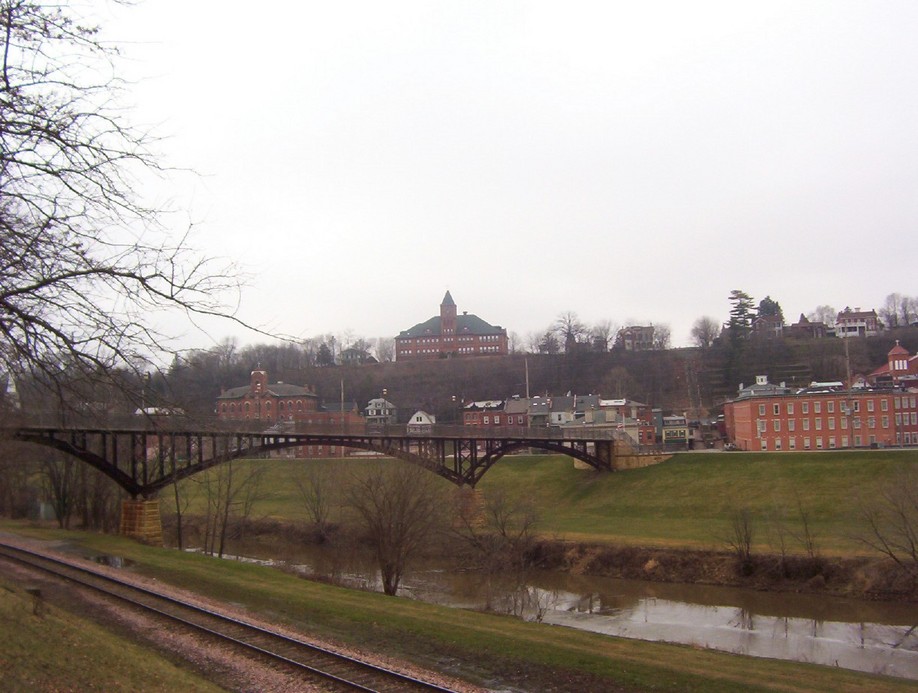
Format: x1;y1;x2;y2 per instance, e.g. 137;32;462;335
395;291;508;361
835;307;880;338
787;314;827;339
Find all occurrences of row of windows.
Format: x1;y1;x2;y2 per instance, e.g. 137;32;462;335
758;412;918;433
759;396;918;419
466;414;526;425
762;431;916;451
221;399;307;414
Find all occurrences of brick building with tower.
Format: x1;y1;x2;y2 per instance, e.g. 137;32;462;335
395;291;508;361
216;369;362;457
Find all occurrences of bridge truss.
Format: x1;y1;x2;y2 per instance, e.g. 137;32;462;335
9;425;622;498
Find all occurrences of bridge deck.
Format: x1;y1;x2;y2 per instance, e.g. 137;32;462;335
6;422;660;497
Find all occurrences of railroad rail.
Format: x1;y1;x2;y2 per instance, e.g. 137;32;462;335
0;541;456;692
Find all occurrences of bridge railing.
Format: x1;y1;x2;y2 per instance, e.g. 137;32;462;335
6;412;627;442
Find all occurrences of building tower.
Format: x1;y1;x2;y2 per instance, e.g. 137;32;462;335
440;290;457;353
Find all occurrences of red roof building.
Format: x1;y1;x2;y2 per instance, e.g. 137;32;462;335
868;342;918;388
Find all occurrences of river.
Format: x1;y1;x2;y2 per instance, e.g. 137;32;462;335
224;541;918;680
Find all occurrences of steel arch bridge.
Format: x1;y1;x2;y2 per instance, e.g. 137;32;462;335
6;423;630;498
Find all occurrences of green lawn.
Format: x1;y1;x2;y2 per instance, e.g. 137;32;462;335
177;449;918;555
0;572;223;692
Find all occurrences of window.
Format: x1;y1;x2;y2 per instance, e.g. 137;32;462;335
882;416;889;428
757;420;767;434
789;437;796;450
868;416;876;429
773;404;780;415
775;438;782;450
867;400;875;413
815;418;822;430
802;402;809;414
842;436;849;447
483;416;489;425
827;401;835;414
804;437;811;450
787;403;795;415
494;415;501;425
761;439;768;450
773;420;781;432
788;420;796;432
759;404;766;416
912;412;918;426
882;399;889;412
814;402;821;414
803;419;810;431
816;437;823;449
853;401;861;413
829;437;836;448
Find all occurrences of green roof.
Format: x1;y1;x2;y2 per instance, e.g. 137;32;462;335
399;312;504;338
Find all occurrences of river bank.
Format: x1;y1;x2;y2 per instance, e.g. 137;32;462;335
530;540;918;602
179;514;918;603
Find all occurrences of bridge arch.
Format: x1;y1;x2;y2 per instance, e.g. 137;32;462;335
10;426;624;499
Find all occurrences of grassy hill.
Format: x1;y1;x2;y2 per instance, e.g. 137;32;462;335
178;449;918;557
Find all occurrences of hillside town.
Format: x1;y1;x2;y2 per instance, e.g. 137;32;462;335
212;333;918;456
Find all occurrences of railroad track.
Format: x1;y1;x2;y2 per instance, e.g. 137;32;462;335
0;541;456;692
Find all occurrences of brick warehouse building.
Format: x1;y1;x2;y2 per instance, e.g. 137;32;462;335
216;369;363;457
724;376;918;451
395;291;508;361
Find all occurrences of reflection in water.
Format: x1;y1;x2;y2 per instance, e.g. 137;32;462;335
223;541;918;680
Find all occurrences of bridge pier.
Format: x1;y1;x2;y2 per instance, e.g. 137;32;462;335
119;499;163;546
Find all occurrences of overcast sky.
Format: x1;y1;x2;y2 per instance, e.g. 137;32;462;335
104;1;918;350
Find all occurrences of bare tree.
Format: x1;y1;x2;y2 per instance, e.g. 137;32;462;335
858;469;918;572
453;489;538;610
295;463;338;542
42;452;78;529
554;312;588;353
0;2;246;404
725;507;755;574
652;323;672;350
807;305;837;326
345;463;447;596
374;337;395;362
690;316;721;349
197;460;266;557
880;293;918;329
591;320;618;353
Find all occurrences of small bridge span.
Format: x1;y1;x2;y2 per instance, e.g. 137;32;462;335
4;422;650;498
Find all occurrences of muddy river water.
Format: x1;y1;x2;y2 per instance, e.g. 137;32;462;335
228;543;918;680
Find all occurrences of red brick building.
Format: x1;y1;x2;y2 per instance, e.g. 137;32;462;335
868;341;918;388
216;369;362;457
724;380;918;451
395;292;508;361
462;400;506;426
